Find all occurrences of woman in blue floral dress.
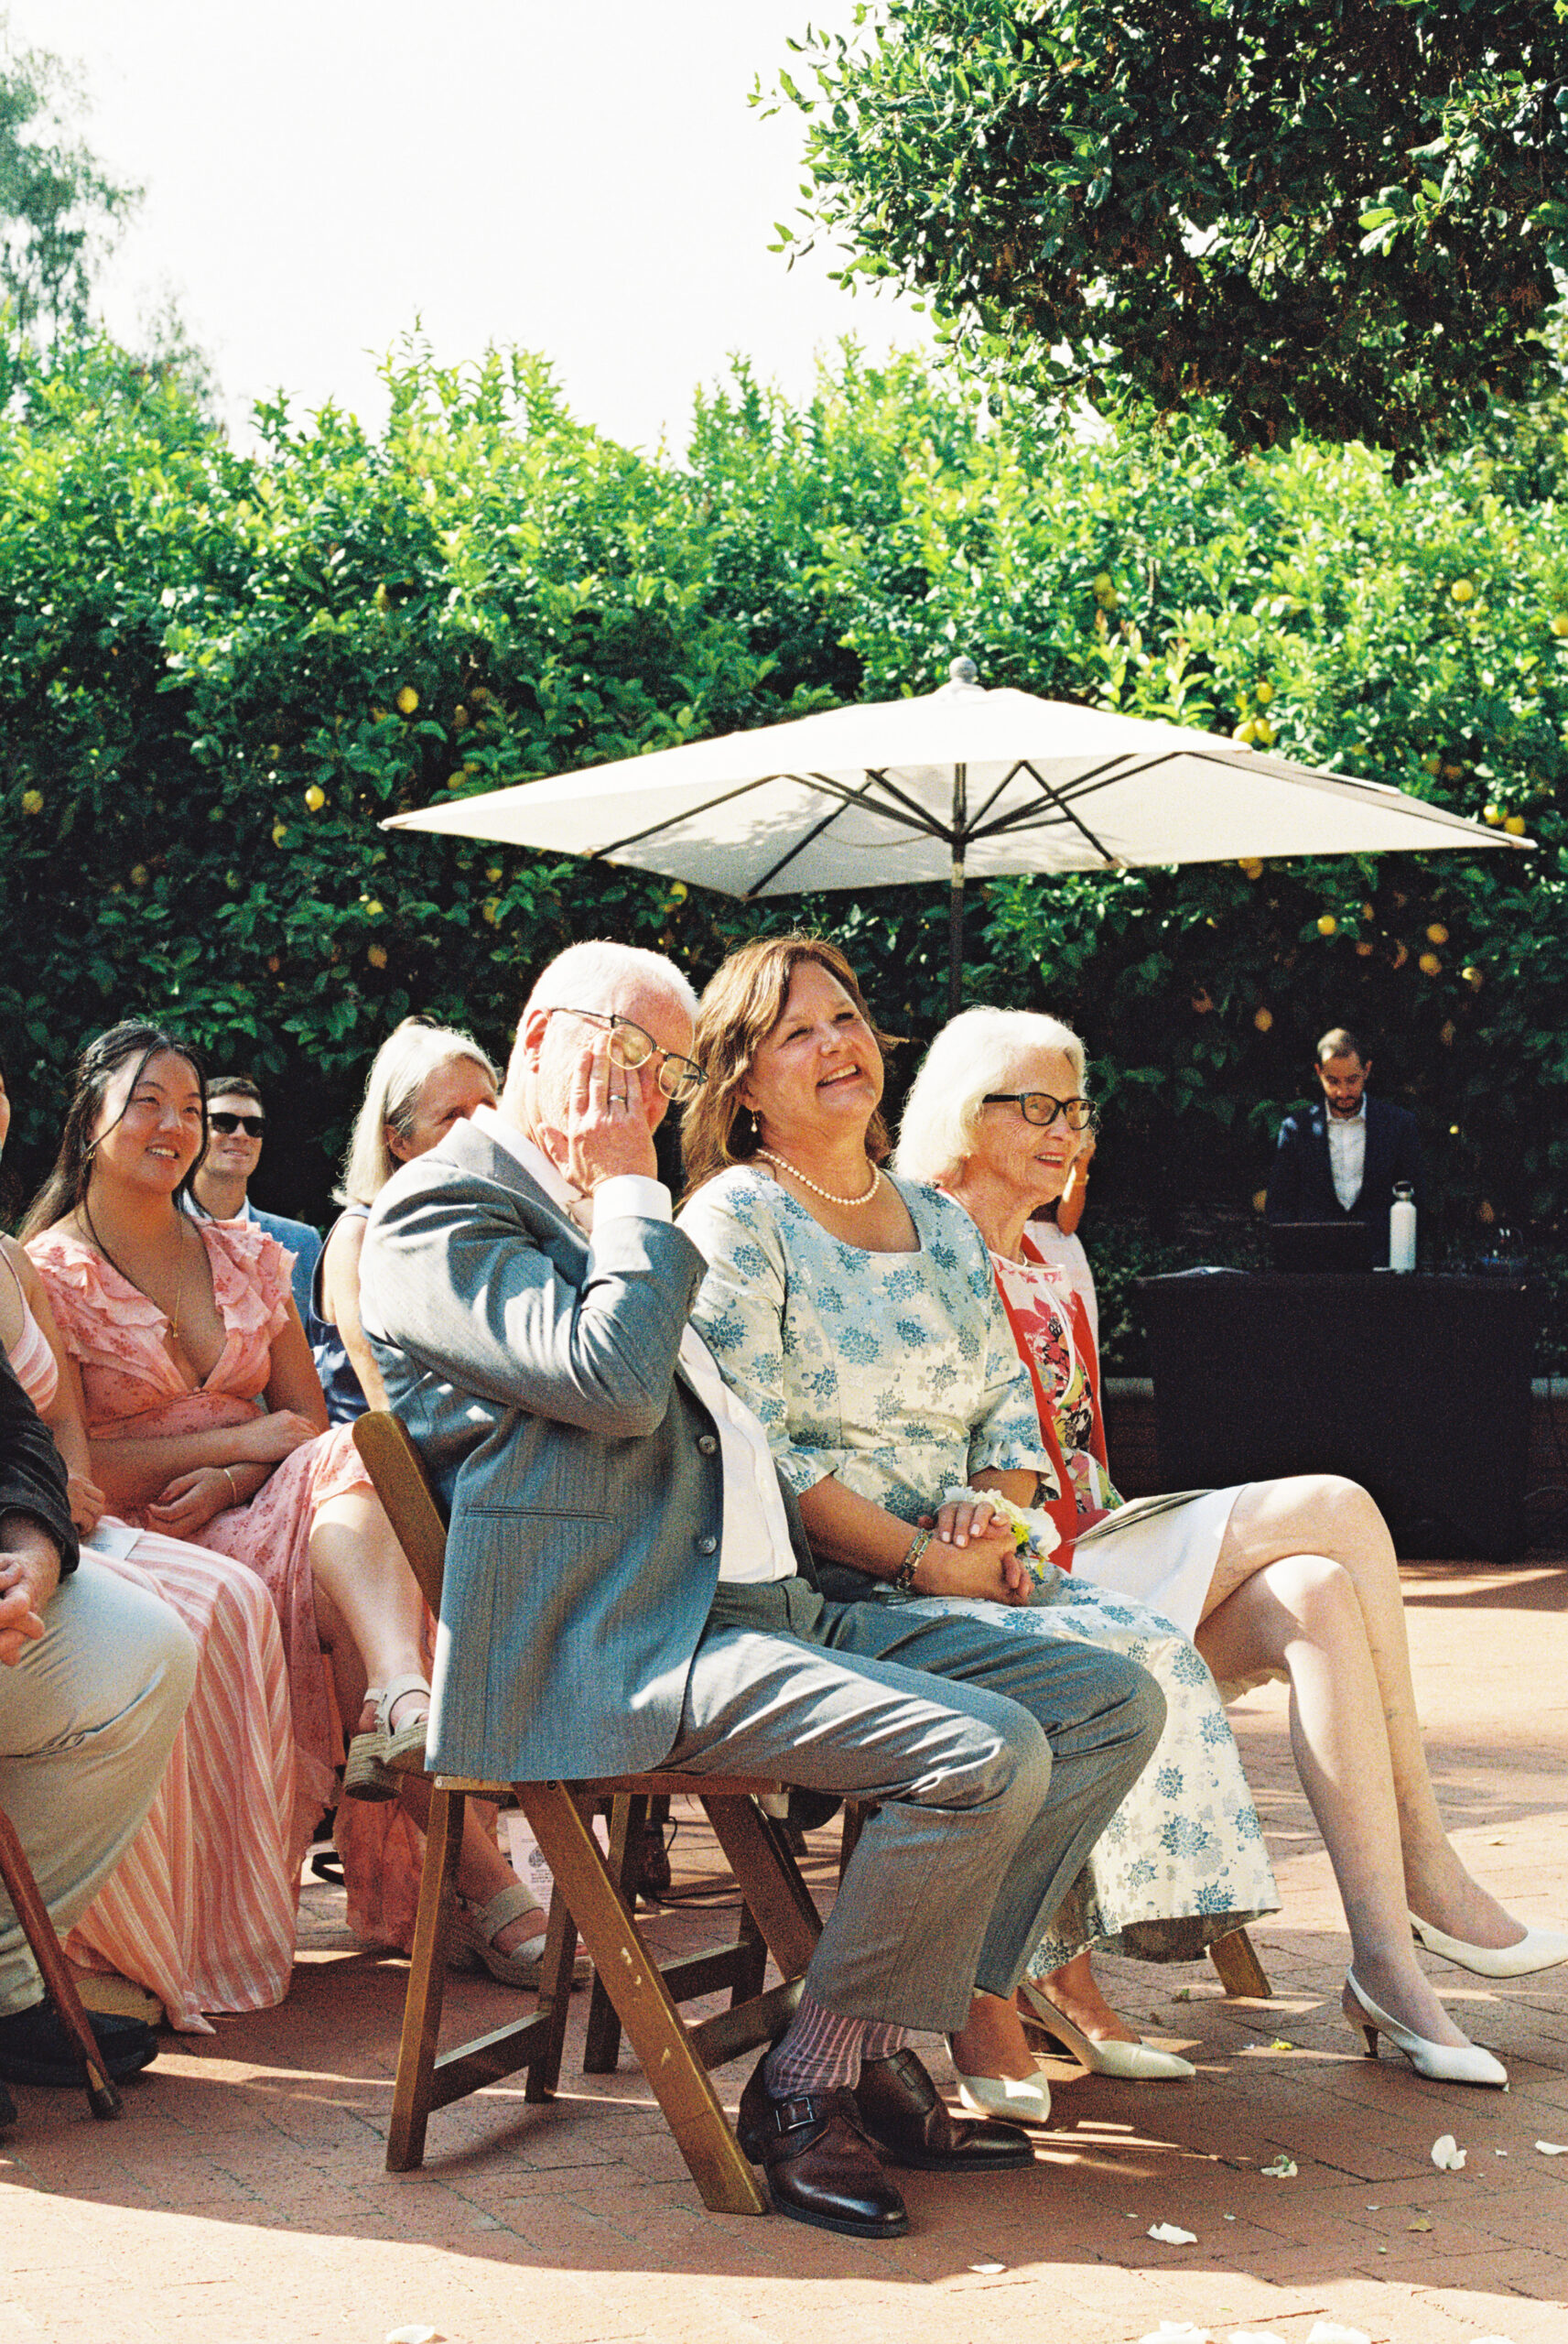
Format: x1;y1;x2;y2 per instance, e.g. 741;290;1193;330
677;935;1279;2105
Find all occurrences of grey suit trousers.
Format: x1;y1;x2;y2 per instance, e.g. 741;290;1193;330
666;1578;1164;2034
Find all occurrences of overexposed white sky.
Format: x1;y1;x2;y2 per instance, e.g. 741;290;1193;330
20;0;925;453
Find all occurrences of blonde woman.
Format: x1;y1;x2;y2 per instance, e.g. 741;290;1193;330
313;1018;499;1418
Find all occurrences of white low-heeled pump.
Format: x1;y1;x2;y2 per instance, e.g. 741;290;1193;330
1018;1980;1195;2080
1409;1911;1568;1979
1343;1970;1508;2089
948;2048;1053;2128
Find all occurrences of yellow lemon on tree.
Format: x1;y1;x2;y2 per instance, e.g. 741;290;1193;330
1505;813;1527;833
20;787;43;815
1316;914;1337;937
1233;719;1259;745
1238;855;1264;878
1440;1019;1456;1047
1254;680;1274;706
1551;614;1568;637
1391;942;1409;969
1425;922;1448;944
1419;950;1443;975
1356;940;1375;957
1422;754;1441;775
1253;717;1275;747
1252;1188;1269;1214
395;685;419;716
272;821;289;847
362;898;384;917
1463;964;1483;988
367;944;388;970
1253;1006;1273;1032
129;864;150;889
305;784;326;812
485;866;503;884
1450;578;1475;602
1483;802;1503;824
481;897;501;926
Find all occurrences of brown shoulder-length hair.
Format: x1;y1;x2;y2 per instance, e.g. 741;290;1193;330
679;933;899;1201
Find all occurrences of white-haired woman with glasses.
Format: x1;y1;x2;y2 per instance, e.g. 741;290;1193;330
897;1005;1567;2092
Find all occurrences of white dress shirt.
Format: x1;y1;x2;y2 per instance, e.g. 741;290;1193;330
1325;1099;1368;1212
471;1106;795;1585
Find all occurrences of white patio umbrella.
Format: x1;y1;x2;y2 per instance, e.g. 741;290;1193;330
384;658;1531;1012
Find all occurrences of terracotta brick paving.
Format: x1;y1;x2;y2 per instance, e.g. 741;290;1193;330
3;1558;1565;2344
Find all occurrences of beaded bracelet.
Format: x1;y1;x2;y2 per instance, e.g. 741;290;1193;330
890;1526;934;1594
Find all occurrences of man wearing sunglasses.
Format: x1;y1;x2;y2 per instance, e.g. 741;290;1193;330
358;938;1162;2240
191;1075;322;1322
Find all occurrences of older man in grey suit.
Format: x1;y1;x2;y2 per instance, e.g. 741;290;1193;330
359;941;1163;2240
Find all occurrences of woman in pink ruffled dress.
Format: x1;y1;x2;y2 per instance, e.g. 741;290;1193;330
0;1054;294;2030
24;1023;547;1979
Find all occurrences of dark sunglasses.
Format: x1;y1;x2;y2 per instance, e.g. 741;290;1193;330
209;1111;265;1137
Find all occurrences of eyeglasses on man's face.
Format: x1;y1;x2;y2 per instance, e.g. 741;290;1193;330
982;1091;1098;1133
208;1111;265;1138
546;1008;707;1104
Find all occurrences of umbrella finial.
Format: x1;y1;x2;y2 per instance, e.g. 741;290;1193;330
948;656;979;688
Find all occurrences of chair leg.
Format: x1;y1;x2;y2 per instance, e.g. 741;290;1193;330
524;1874;579;2105
582;1792;643;2075
519;1782;766;2216
0;1804;122;2120
1208;1926;1271;1999
703;1796;821;1980
386;1783;465;2173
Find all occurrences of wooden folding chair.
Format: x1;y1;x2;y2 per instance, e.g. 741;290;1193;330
351;1412;824;2214
0;1801;123;2118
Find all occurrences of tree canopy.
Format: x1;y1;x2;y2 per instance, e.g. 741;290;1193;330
0;23;138;345
766;0;1568;461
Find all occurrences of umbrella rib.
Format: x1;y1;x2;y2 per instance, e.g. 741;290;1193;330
744;768;945;895
973;756;1125;862
589;771;787;860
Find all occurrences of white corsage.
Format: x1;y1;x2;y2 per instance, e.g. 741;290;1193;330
942;1487;1062;1589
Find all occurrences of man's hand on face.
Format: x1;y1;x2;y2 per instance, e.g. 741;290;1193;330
0;1517;61;1668
546;1030;659;1193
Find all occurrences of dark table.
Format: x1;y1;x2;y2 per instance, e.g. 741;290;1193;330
1137;1270;1534;1561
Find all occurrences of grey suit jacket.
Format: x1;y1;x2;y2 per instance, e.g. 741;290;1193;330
358;1117;814;1782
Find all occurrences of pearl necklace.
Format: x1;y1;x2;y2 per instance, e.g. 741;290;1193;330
755;1147;882;1208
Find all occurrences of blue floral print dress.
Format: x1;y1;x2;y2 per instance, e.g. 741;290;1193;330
679;1167;1278;1968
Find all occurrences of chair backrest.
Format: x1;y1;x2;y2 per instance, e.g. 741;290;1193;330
352;1411;449;1614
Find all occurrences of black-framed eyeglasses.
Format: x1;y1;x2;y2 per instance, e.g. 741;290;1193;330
982;1091;1098;1132
208;1111;265;1137
546;1008;707;1104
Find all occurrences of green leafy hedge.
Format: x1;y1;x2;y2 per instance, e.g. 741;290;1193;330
3;331;1566;1359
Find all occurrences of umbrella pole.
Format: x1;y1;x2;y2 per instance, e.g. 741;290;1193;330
947;858;966;1017
947;765;968;1017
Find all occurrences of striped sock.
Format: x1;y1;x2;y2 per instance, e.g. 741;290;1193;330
860;2019;914;2064
765;1992;878;2095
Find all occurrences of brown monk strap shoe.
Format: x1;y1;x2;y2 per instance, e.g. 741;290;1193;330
854;2046;1034;2172
737;2053;910;2238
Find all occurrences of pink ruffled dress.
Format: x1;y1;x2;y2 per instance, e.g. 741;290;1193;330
27;1219;424;1957
3;1255;297;2030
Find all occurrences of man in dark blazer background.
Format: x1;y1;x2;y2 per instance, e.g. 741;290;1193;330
1266;1026;1423;1261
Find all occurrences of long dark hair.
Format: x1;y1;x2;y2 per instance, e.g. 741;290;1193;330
21;1021;210;1240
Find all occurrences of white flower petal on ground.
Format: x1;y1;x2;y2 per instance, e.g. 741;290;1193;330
1535;2139;1568;2154
1260;2151;1297;2176
1431;2132;1467;2171
1147;2221;1198;2244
